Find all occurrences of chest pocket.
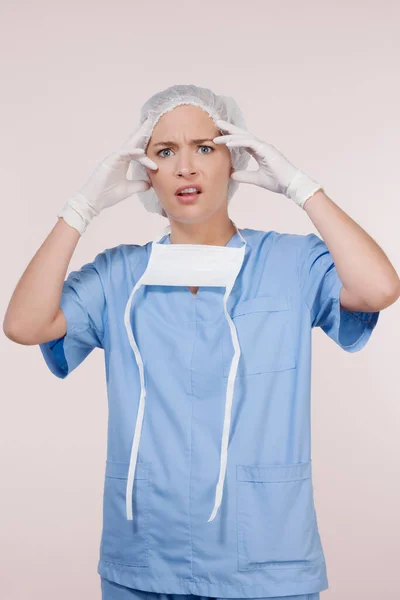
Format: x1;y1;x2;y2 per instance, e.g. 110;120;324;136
222;295;296;377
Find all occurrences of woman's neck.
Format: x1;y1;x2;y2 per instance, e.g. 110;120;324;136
169;219;238;246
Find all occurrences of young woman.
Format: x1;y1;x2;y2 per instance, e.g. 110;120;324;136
4;84;399;600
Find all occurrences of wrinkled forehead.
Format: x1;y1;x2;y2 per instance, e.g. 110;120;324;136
144;103;220;149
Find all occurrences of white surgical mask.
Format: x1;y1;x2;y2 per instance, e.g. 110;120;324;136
124;222;247;522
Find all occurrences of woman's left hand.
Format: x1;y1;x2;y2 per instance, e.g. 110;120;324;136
213;119;323;210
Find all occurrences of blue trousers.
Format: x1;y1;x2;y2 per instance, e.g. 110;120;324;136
100;578;320;600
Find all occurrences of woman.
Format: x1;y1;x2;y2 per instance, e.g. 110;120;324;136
4;84;399;600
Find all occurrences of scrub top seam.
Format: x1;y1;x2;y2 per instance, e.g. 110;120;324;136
79;267;106;342
296;238;313;316
188;309;197;579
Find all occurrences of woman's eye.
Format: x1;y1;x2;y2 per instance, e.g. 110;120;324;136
198;145;213;154
157;148;172;158
157;145;214;158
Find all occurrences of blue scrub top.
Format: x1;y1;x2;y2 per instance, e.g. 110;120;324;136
39;227;380;598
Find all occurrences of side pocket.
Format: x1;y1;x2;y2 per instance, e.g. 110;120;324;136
236;460;323;571
100;461;150;567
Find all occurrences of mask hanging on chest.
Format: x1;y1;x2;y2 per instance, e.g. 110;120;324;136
142;224;246;288
123;222;247;523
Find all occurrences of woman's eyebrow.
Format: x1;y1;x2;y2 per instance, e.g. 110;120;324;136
151;138;215;148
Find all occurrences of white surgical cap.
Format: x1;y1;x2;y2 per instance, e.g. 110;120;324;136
129;84;251;218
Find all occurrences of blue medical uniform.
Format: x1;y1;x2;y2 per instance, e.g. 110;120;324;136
39;227;380;598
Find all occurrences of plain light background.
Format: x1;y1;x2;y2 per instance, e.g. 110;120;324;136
1;1;399;599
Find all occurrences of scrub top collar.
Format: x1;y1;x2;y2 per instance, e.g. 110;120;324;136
160;227;244;249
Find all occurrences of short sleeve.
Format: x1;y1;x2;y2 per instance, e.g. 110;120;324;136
297;233;380;352
39;251;108;378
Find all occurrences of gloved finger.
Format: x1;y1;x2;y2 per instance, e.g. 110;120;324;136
231;169;279;191
213;133;264;157
224;137;267;156
230;170;259;185
122;118;153;149
133;117;153;140
126;179;151;195
119;148;146;159
213;133;247;144
215;119;249;136
119;147;158;170
213;133;254;155
137;155;158;170
227;139;282;167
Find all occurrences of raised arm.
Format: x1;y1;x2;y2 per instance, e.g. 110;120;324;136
3;119;157;345
3;218;79;345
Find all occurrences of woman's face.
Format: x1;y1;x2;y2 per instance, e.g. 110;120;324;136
145;105;234;223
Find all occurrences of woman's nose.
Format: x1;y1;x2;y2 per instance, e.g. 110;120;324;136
177;165;197;177
175;150;198;177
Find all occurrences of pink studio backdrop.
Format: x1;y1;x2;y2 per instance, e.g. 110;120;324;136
1;1;399;599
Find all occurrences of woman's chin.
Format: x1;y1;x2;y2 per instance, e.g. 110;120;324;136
164;195;229;221
165;197;204;216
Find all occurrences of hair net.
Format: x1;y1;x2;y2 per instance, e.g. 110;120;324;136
129;84;251;219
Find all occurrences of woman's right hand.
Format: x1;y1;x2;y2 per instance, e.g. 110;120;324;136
58;119;158;235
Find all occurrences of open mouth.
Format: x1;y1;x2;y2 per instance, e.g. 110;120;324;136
176;191;201;203
175;185;202;203
177;191;201;196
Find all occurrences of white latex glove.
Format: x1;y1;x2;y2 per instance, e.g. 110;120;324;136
58;119;158;234
213;119;323;209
